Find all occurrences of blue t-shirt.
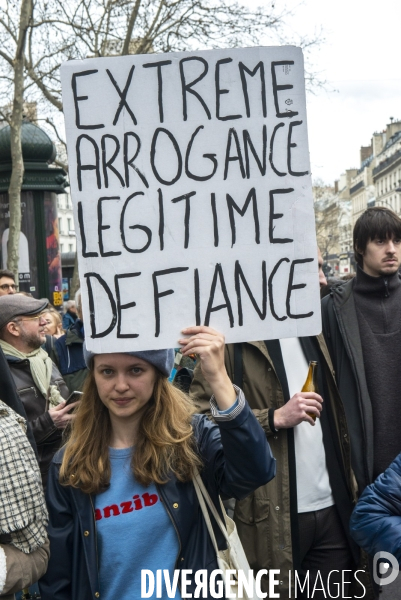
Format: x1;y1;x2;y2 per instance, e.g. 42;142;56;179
95;447;181;600
95;400;238;599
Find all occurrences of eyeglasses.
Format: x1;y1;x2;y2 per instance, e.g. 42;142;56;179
0;284;16;291
13;314;46;324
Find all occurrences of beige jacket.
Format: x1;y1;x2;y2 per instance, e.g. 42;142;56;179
0;539;50;599
190;335;372;597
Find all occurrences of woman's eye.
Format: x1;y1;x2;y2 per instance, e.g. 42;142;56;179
102;369;113;376
132;367;142;374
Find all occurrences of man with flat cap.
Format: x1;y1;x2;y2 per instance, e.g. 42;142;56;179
0;295;74;487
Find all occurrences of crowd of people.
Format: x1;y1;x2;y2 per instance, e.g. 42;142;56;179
0;205;400;599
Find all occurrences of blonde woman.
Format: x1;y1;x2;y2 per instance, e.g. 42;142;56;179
42;307;63;338
39;326;275;600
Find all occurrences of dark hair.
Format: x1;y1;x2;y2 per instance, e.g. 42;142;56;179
353;207;401;267
0;269;15;281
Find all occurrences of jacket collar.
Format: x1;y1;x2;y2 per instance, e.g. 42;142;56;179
330;277;354;308
4;354;28;365
52;446;65;465
248;339;270;359
354;265;401;298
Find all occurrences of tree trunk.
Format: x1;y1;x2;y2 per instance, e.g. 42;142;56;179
7;0;33;282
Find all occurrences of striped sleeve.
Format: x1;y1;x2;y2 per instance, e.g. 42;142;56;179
209;385;245;421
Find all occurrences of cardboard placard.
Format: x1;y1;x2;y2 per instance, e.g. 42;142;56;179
61;45;321;352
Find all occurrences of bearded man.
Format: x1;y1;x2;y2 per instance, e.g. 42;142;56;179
0;295;75;488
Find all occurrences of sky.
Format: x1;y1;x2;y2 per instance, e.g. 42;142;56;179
242;0;401;185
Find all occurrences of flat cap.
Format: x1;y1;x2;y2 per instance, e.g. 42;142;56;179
0;295;49;330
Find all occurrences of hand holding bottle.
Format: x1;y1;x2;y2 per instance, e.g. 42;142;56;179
273;391;323;428
274;361;322;428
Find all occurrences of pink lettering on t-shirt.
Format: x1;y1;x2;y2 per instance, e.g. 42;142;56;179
133;495;143;510
143;492;158;507
97;493;160;520
104;504;121;518
120;501;133;514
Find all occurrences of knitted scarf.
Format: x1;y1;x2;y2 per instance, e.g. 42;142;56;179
0;341;63;407
0;401;48;553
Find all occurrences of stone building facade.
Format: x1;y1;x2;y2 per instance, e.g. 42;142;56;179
57;191;76;255
372;121;401;213
314;171;354;275
350;120;401;223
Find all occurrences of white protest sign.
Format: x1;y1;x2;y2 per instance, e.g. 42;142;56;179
61;45;321;353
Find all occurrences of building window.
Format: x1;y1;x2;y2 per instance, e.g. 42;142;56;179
58;218;62;233
67;218;72;231
69;243;73;252
60;243;64;253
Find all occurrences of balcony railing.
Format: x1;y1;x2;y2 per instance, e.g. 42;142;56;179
373;148;401;178
350;180;364;195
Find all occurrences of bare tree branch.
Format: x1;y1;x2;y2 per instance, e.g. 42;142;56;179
0;16;18;43
0;49;13;66
42;116;66;146
25;60;63;110
122;0;142;55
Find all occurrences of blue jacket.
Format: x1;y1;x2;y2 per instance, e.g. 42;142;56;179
62;311;77;331
39;396;275;600
54;320;87;393
350;452;401;564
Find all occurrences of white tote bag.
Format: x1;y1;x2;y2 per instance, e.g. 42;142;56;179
193;470;256;599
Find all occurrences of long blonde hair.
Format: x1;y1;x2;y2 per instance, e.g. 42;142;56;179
60;369;202;494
